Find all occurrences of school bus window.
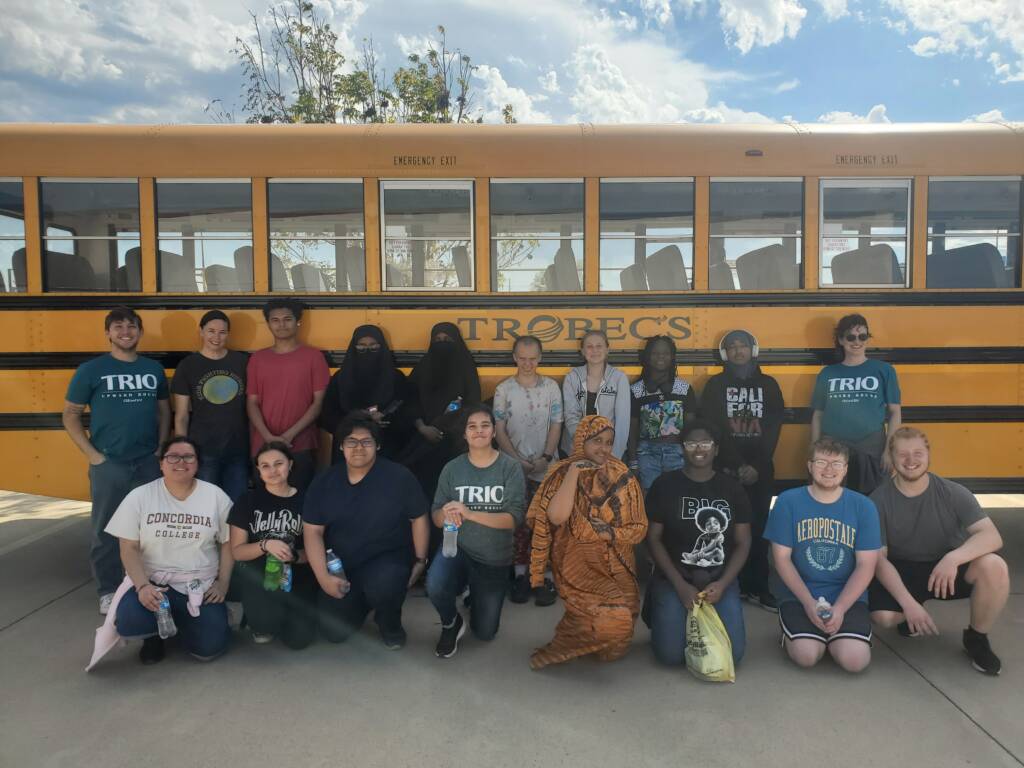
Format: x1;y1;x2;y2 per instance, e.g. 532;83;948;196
0;179;25;293
38;179;141;293
927;178;1022;289
156;179;253;293
599;179;693;292
710;178;802;290
820;179;910;287
269;180;365;293
491;180;583;292
381;181;473;291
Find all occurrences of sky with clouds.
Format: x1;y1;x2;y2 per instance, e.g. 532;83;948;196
0;0;1021;125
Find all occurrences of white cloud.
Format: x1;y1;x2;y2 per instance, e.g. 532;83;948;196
637;0;674;26
539;70;561;93
965;108;1005;123
474;64;552;123
685;102;775;123
817;103;891;123
773;77;800;93
886;0;1024;81
815;0;848;21
507;55;527;67
718;0;808;54
395;33;437;58
952;78;961;86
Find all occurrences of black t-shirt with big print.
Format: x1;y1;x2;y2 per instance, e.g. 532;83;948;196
646;470;751;584
171;350;248;458
228;486;305;568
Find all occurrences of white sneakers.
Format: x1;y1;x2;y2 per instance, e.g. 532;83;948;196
99;593;114;615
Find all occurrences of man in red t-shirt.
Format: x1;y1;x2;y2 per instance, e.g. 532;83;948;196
246;299;330;491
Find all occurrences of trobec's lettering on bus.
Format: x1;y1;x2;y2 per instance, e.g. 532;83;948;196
457;314;692;342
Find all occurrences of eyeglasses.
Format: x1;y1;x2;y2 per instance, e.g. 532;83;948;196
843;333;869;342
811;459;847;470
342;438;376;449
163;453;197;464
355;344;381;353
683;440;714;450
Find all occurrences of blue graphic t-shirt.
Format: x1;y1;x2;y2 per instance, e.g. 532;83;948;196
66;354;169;461
764;486;881;604
811;359;900;443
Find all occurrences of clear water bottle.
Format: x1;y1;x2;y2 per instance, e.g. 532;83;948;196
326;548;344;578
280;562;293;593
155;592;177;640
445;397;463;413
263;554;282;592
442;522;459;558
816;596;833;621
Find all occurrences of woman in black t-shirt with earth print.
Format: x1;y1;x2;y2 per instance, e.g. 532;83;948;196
646;420;751;667
229;442;317;649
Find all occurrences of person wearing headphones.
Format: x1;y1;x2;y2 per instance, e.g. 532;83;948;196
699;329;785;612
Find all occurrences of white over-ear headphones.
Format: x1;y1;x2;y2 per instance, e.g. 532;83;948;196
719;331;759;361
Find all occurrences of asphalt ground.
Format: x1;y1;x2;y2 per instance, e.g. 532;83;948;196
1;489;1021;768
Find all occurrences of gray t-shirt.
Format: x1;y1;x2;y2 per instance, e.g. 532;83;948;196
870;474;986;562
493;375;563;481
433;452;526;566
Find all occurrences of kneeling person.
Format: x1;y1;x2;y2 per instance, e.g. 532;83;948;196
869;427;1009;675
765;438;881;673
304;414;430;650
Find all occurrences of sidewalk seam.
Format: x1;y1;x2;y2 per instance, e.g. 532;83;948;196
0;580;92;634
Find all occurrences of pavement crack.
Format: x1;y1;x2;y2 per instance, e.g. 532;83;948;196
0;580;92;633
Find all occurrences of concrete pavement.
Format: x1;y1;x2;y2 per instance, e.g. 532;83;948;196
0;489;1021;768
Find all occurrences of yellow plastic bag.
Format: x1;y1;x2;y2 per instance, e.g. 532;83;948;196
684;593;736;683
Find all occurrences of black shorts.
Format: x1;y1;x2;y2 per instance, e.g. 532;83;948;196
779;600;872;645
868;559;973;613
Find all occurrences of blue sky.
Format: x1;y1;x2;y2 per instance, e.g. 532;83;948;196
0;0;1020;124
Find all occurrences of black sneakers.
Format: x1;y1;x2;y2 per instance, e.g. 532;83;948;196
139;636;165;665
435;613;466;658
963;628;1001;676
509;575;531;604
382;627;407;650
534;578;557;607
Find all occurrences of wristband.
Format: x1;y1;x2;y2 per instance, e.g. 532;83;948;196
541;453;553;461
260;539;268;553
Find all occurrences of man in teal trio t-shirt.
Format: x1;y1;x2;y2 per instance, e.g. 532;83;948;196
63;307;170;615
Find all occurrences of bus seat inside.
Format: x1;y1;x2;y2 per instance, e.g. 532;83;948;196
233;246;254;290
620;262;648;290
645;244;689;290
116;247;143;292
452;245;471;287
270;253;290;290
385;263;408;288
12;248;26;292
552;242;582;291
736;243;798;289
291;263;327;292
927;243;1012;289
340;245;365;292
160;250;198;292
831;243;903;285
44;250;98;291
204;264;240;292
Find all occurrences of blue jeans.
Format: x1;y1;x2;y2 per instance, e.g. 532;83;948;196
636;440;685;492
426;549;507;641
649;574;746;665
196;453;251;502
115;587;230;659
88;455;161;596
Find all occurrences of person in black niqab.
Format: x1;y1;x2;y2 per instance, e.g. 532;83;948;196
320;325;410;462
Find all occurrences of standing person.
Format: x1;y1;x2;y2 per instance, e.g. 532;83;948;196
700;329;785;611
561;330;631;460
172;310;249;501
229;442;317;650
493;335;563;606
397;321;481;503
63;306;170;615
319;324;411;462
810;314;901;494
304;414;430;650
427;405;526;658
527;415;647;669
869;427;1009;675
646;421;751;667
625;335;698;492
764;438;882;673
246;299;330;492
102;437;233;665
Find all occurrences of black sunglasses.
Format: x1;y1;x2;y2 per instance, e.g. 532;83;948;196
843;333;869;342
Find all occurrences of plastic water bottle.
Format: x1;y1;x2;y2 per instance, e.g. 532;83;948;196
155;593;177;639
326;548;344;578
445;397;463;413
263;554;282;592
816;596;833;621
280;562;293;593
442;522;459;558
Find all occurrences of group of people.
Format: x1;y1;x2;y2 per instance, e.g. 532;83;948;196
67;302;1009;677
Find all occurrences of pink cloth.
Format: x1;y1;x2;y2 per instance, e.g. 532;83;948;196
86;566;218;672
247;345;330;454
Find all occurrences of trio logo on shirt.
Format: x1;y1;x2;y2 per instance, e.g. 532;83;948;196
827;375;881;405
796;516;856;571
678;497;731;568
454;485;505;511
725;386;765;437
99;373;159;405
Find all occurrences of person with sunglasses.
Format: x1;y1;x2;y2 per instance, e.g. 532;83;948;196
764;438;881;673
97;437;234;665
303;413;430;650
810;313;902;493
645;420;751;668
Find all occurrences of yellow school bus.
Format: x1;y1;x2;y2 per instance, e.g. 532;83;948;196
0;122;1021;499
